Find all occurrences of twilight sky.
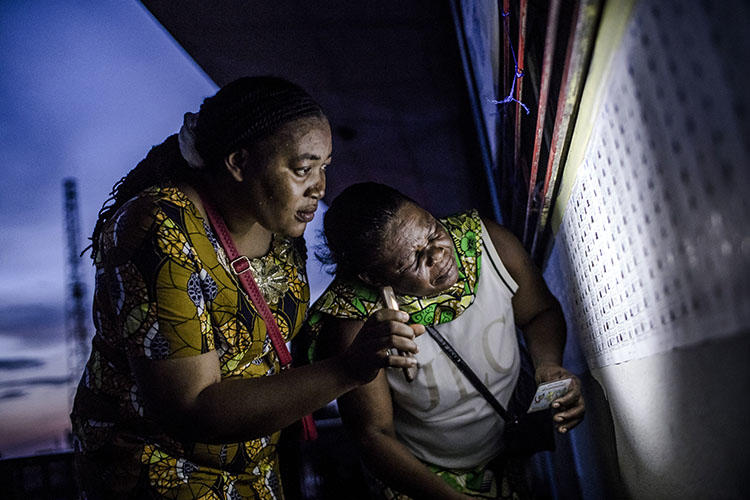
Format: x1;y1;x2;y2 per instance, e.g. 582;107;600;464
1;0;336;459
0;0;218;458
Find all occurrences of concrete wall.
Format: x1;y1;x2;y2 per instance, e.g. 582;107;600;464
545;0;750;498
593;334;750;498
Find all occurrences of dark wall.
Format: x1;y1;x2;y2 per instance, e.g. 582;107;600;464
141;0;493;217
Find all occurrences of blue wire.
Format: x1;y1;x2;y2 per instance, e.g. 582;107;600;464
489;9;530;115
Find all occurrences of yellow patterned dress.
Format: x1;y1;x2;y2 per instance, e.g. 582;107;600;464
71;186;309;499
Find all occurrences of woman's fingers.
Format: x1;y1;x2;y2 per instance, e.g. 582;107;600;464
537;371;585;433
370;311;424;335
388;334;419;353
556;408;584;432
556;418;583;433
552;385;585;433
370;308;410;324
364;311;421;352
345;309;423;383
385;320;416;340
367;336;417;362
553;389;583;408
554;377;582;405
385;351;419;368
553;402;585;423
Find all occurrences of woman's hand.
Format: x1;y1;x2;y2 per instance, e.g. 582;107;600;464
340;309;424;384
535;363;585;433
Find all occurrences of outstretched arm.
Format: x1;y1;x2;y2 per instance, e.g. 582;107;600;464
483;218;585;432
118;202;419;443
130;311;416;442
131;308;420;443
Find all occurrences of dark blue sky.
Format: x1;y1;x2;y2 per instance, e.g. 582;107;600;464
0;0;216;458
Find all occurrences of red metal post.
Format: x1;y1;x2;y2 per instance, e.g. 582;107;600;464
531;0;602;257
523;0;562;245
514;0;528;182
502;0;511;100
531;1;580;254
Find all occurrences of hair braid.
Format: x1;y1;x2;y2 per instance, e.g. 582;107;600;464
88;135;188;260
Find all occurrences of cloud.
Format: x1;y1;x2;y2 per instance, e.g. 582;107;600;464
0;303;63;329
0;376;71;390
0;0;214;458
0;389;27;401
0;358;45;371
0;303;67;346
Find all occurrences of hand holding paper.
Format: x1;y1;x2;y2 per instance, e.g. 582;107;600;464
533;364;586;433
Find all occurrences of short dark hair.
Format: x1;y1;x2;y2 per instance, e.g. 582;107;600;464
320;182;415;278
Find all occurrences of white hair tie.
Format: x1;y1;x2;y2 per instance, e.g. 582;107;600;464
178;112;206;169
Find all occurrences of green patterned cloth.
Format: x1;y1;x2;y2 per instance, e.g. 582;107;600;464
369;456;529;499
304;210;483;361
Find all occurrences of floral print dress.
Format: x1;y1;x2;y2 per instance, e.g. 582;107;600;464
71;186;309;499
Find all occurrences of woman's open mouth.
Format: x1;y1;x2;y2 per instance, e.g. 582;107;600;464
295;207;317;223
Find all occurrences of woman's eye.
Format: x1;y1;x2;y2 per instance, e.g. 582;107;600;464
294;167;312;176
413;253;422;269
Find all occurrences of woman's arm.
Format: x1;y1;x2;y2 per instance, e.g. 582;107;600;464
482;217;585;432
321;317;469;500
113;198;419;443
131;309;420;443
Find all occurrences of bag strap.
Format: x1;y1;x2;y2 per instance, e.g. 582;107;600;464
199;192;317;440
426;325;518;424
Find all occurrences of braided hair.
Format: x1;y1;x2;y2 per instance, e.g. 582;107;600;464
89;76;324;259
320;182;415;278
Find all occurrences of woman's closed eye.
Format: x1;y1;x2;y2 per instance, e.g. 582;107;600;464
408;233;439;272
396;255;418;275
412;249;429;271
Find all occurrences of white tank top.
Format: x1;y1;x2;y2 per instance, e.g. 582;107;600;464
386;221;520;469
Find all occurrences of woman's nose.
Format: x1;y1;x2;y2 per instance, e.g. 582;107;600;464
306;169;326;199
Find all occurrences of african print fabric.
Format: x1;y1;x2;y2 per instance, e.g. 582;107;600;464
71;186;309;499
304;210;482;361
366;455;530;499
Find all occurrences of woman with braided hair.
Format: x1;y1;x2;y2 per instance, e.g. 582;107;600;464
70;77;421;499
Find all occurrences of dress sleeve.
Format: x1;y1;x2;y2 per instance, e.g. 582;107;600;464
98;197;216;360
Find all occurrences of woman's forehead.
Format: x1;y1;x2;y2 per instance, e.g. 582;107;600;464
389;203;432;235
381;204;434;258
248;116;331;163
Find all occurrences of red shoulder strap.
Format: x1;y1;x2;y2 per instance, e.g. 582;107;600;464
199;192;317;440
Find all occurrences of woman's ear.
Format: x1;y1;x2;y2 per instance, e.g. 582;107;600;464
224;149;249;182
